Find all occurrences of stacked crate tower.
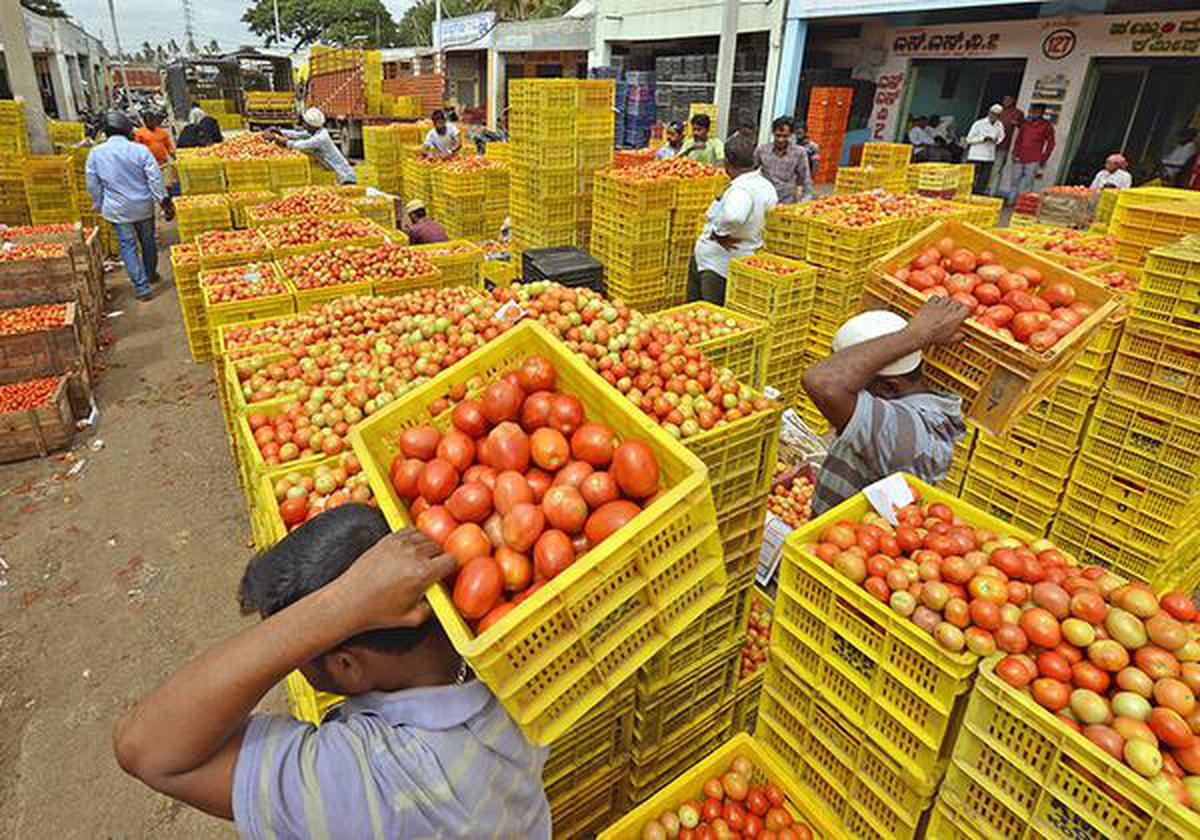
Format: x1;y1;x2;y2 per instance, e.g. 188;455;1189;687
0;102;29;226
24;155;77;226
508;79;614;255
1050;230;1200;591
805;86;852;184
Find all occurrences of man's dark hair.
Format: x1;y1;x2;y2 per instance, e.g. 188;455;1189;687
239;504;437;653
725;132;757;169
103;110;134;139
771;116;794;133
410;207;427;222
431;109;446;121
691;113;711;130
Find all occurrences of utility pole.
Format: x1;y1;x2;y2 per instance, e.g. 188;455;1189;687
181;0;197;55
106;0;132;103
272;0;282;45
0;0;51;152
714;0;739;139
434;0;443;74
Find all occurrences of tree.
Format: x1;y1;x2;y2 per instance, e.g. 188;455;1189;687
20;0;68;17
242;0;401;50
395;0;480;47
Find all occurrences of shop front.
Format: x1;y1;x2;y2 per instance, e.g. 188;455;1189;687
867;10;1200;187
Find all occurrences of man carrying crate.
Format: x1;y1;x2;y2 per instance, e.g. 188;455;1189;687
802;298;970;516
114;505;551;838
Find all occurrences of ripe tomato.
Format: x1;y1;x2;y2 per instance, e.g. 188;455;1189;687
452;400;488;437
533;530;575;579
553;460;594;489
418;459;459;504
400;425;441;460
417;506;456;545
1019;607;1062;648
530;427;570;471
585;500;641;543
517;355;556;392
444;523;491;567
542;485;588;534
452;556;503;619
519;391;553;432
501;503;545;553
571;423;617;466
482;380;524;424
495;546;532;591
445;482;492;523
493;471;533;514
485;422;531;472
611;440;660;498
476;601;514;634
548;393;585;436
579;471;620;508
437;430;476;472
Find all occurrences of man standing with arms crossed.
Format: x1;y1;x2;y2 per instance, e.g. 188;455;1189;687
1009;103;1056;199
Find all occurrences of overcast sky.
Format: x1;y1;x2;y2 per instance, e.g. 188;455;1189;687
60;0;416;54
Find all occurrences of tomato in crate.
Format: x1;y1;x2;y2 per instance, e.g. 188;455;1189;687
348;320;725;745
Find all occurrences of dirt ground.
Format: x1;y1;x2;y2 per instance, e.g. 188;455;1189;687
0;221;278;838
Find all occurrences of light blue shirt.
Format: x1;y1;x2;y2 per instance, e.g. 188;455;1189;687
85;135;166;224
281;128;357;185
232;678;550;840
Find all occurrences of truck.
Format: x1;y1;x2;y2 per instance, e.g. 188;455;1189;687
162;49;294;130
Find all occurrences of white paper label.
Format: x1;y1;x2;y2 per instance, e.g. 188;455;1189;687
763;386;781;400
756;512;793;587
863;473;915;526
493;300;525;323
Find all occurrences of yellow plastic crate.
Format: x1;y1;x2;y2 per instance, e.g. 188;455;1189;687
757;659;936;840
1050;511;1200;592
544;679;635;788
1083;388;1200;496
601;733;838;839
968;430;1076;508
196;228;270;269
268;156;311;191
942;657;1200;840
656;301;769;387
624;698;736;805
284;670;343;724
203;285;295;332
549;755;629;840
636;580;747;697
959;471;1057;537
348;320;725;746
861;142;912;169
726;253;818;322
683;397;782;516
1107;322;1200;418
633;640;740;748
177;157;227;194
775;475;1038;789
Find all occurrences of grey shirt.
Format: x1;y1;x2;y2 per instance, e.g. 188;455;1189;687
754;141;813;204
232;679;550;839
812;390;966;516
281;128;357;185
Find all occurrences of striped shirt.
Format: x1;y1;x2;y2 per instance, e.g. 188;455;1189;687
812;390;965;516
232;679;550;840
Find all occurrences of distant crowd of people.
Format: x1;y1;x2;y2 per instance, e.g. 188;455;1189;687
908;94;1199;198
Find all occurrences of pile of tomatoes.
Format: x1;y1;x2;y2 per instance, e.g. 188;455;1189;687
0;242;67;262
767;470;813;528
810;496;1077;655
894;235;1096;350
656;304;756;344
1092;268;1140;293
0;376;62;412
618;157;725;181
1041;233;1116;264
993;581;1200;801
390;355;662;632
170;243;200;270
0;303;67;337
202;263;289;303
196;229;267;260
249;189;354;220
196;132;305;161
739;592;773;682
272;452;375;529
1047;186;1096;196
639;754;811;840
261;218;383;250
279;245;438;290
737;254;808;279
0;223;78;239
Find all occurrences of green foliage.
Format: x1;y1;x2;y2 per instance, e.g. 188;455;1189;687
395;0;482;48
20;0;68;17
242;0;401;49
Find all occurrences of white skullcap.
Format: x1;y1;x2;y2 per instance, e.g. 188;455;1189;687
303;107;326;128
832;310;921;377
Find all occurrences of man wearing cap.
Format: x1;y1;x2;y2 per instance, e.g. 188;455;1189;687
656;122;686;160
401;200;448;245
964;105;1006;195
86;110;175;302
267;108;356;185
802;298;971;516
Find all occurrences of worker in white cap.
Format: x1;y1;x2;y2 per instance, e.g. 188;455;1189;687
802;297;971;516
400;199;448;245
964;104;1006;194
265;107;357;185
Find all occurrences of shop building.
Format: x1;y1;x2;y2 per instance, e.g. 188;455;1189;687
0;8;108;120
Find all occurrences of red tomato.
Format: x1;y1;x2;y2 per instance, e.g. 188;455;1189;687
452;399;488;437
517;355;556;392
452;556;503;619
1031;678;1070;712
548;393;585;436
400;425;441;460
519;391;554;432
533;529;575;579
530;427;570;471
495;546;532;591
1037;651;1073;682
585;500;642;543
482;380;524;424
418;459;459;504
611;440;660;498
579;471;620;508
485;422;531;473
501;503;545;553
1019;607;1062;648
437;430;476;473
476;601;514;634
416;506;457;545
571;423;617;466
444;523;491;567
493;471;533;514
445;482;493;523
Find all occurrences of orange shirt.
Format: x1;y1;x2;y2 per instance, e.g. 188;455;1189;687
134;126;174;164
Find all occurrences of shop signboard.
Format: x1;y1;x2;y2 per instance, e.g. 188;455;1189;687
437;12;496;51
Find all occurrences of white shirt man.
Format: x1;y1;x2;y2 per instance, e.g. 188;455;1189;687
965;107;1006;163
1091;168;1132;190
692;170;778;299
424;122;460;157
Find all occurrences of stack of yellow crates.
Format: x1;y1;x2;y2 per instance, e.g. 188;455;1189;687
23;155;77;225
590;168;672;313
1109;188;1200;267
724;253;817;404
176;194;232;243
508;79;613;254
663;166;728;307
0;102;30;225
432;161;489;241
48;120;84;145
363;125;400;193
1051;237;1200;590
484;164;509;240
859;142;911;191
